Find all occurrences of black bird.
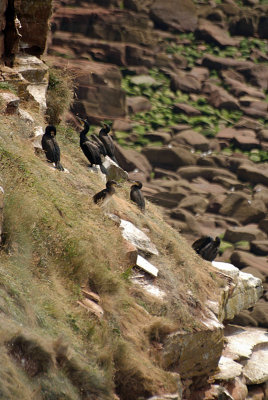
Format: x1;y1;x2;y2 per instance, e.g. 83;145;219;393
93;180;118;206
41;125;64;171
130;180;145;211
78;117;107;173
91;133;107;157
192;236;221;262
99;124;118;164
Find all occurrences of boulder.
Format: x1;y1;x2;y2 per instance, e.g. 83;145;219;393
257;129;268;142
237;164;268;186
232;310;258;327
102;157;129;182
141;146;196;170
114;143;152;175
0;91;20;114
250;240;268;256
169;208;201;234
243;344;268;385
223;76;266;99
241;267;266;282
173;103;201;116
144;131;171;143
207;84;240;111
216;128;237;141
223;225;267;243
212;261;262;321
171;130;210;152
126;96;152;113
230;251;268;276
178;195;209;215
189;67;209;82
176;166;236;182
259;219;268;235
170;70;201;93
197;19;240;46
202;54;253;71
150;0;198;32
220;193;266;225
147;190;187;209
213;356;242;381
232;132;260;151
250;303;268;328
234;117;263;131
119;219;159;256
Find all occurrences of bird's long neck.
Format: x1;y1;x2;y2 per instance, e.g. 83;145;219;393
136;182;142;189
80;122;90;143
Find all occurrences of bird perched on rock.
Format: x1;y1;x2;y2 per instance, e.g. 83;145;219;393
130;180;145;211
42;125;64;171
192;236;221;262
93;180;118;206
99;124;118;164
77;116;106;173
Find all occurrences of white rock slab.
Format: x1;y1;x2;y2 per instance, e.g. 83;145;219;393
136;255;158;277
243;344;268;384
213;356;242;381
102;156;128;182
18;108;34;124
224;325;268;360
212;261;240;281
120;219;159;255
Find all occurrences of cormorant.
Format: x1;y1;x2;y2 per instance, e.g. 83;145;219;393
78;117;106;173
130;180;145;211
41;125;64;171
192;236;221;262
93;180;118;206
99;124;118;164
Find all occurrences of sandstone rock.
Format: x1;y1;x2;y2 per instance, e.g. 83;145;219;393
171;130;210;152
207;84;240;111
197;19;240;46
81;289;100;304
170;70;201;93
189;67;209;82
114;143;152;174
234;117;263;131
259;219;268;235
150;0;198;33
247;386;265;400
257;129;268;142
120;219;159;256
162;322;224;378
213;356;242;381
0;91;20;114
18;108;34;124
178;195;209;215
225;377;248;400
177;166;236;182
169;208;201;234
173;103;201;116
144;131;171;144
202;54;253;71
127;96;152;113
223;76;265;99
237;63;268;91
232;132;260;151
129;75;157;87
241;267;266;282
212;261;262;321
102;157;128;182
250;303;268;328
142;146;196;170
220;193;266;225
224;225;266;244
230;251;268;276
216;128;237;141
212;176;245;190
123;240;138;267
237;164;268;186
232;310;258;327
250;240;268;256
243;344;268;385
147;190;187;209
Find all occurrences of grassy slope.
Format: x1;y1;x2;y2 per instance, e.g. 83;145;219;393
0;110;222;399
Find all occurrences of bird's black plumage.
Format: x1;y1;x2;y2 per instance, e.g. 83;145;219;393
99;124;118;164
192;236;220;262
79;119;103;167
130;181;145;211
91;134;107;157
93;180;117;205
41;125;64;171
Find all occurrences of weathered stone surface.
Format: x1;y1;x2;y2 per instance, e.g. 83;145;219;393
148;190;187;209
250;240;268;256
169;208;201;234
0;91;20;114
259;219;268;235
170;70;201;93
142;146;196;170
232;310;258;327
150;0;198;32
223;76;266;99
144;131;171;144
224;225;267;243
119;219;159;255
230;251;268;276
123;240;138;267
243;344;268;385
173;103;201;116
197;19;240;46
213;356;242;381
207;83;240;111
177;166;236;182
162;323;224;378
250;303;268;328
102;157;128;182
212;261;262;321
178;195;208;215
234;117;263;131
171;130;210;152
127;96;152;113
237;163;268;186
220;193;266;225
216;127;237;141
232;132;260;151
202;54;253;71
78;298;104;319
114;143;152;174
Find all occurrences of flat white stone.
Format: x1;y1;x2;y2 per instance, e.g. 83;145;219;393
212;261;240;280
27;83;47;111
120;219;159;256
136;255;158;277
243;344;268;384
18;108;34;124
103;156;128;182
224;325;268;360
213;356;242;381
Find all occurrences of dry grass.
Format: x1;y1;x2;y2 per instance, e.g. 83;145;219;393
0;112;224;399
